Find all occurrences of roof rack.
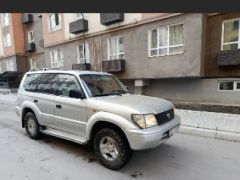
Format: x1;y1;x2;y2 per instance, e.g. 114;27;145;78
41;67;67;71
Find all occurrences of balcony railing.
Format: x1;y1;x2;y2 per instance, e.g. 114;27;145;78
100;13;124;25
25;42;36;52
72;63;91;70
217;49;240;66
22;13;33;24
102;59;125;72
69;19;88;34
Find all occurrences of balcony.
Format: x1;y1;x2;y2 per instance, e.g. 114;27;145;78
217;49;240;66
102;59;125;72
69;19;88;34
72;63;91;70
22;13;33;24
25;42;36;52
100;13;124;25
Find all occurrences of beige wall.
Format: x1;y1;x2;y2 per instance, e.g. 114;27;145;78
141;13;170;20
64;13;142;40
43;13;65;47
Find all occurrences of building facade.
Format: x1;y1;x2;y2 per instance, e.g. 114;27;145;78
0;13;240;110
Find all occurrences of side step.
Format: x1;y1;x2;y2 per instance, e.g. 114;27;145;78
42;128;87;144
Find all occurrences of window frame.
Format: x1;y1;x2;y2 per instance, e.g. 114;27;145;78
218;80;240;91
48;13;61;32
27;30;34;43
50;49;64;68
3;33;12;47
29;58;37;70
221;18;240;51
107;36;124;60
148;23;184;57
0;61;2;73
6;59;14;71
2;13;9;27
77;42;90;64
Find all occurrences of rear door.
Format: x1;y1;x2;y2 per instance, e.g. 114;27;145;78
22;73;58;127
52;74;88;137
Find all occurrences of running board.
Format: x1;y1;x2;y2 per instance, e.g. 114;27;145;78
42;128;87;144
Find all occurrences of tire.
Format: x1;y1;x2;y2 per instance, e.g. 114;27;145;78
94;128;132;170
24;112;42;140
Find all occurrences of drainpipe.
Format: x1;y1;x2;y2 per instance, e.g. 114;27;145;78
81;13;87;66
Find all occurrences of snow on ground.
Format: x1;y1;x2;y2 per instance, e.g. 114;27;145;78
0;93;17;105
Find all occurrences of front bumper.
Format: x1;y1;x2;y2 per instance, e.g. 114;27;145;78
126;115;180;150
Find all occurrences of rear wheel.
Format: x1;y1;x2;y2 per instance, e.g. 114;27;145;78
94;128;132;170
24;112;42;140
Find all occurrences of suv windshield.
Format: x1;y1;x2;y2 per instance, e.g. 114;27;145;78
80;74;129;97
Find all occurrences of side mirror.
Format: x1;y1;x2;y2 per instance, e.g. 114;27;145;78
69;89;85;99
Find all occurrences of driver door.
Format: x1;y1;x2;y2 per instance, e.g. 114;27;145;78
53;74;88;137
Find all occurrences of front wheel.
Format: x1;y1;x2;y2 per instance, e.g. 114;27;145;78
94;128;132;170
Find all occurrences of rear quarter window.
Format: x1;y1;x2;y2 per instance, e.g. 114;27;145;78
23;74;42;92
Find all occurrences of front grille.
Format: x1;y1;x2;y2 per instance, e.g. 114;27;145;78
155;108;175;126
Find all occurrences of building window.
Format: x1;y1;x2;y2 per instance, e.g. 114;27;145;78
50;49;64;68
27;30;34;43
48;13;61;32
6;59;14;71
76;13;87;19
2;13;9;27
222;19;240;51
3;33;11;47
77;42;89;64
149;24;184;57
0;61;2;73
107;36;124;60
218;80;240;91
29;58;37;70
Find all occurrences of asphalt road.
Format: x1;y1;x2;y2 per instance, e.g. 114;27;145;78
0;102;240;180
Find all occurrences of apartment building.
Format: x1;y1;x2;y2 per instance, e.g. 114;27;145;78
1;13;239;109
0;13;27;73
22;13;45;71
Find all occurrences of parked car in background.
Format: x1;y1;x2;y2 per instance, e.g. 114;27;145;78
16;70;180;170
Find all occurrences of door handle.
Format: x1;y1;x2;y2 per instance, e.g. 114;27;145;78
56;104;62;109
34;99;38;103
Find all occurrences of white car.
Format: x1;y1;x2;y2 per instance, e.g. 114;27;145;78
16;70;180;170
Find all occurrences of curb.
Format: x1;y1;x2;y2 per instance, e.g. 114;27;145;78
179;125;240;143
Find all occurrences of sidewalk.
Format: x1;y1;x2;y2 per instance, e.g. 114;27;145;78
0;93;239;142
0;93;17;105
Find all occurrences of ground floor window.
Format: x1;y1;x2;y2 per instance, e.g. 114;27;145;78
50;49;64;68
149;23;184;57
6;59;14;71
218;80;240;91
77;42;90;64
29;58;37;70
107;36;124;60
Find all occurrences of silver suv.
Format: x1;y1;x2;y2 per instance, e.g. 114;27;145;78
16;70;180;170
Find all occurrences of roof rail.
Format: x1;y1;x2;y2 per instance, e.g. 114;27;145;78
41;67;67;71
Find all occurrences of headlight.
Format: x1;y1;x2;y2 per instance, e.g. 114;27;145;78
131;114;158;129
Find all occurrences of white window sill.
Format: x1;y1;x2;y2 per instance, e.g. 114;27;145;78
49;26;61;33
148;51;184;58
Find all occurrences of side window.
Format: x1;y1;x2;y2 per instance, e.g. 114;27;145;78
58;74;82;97
37;74;58;95
23;74;42;92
